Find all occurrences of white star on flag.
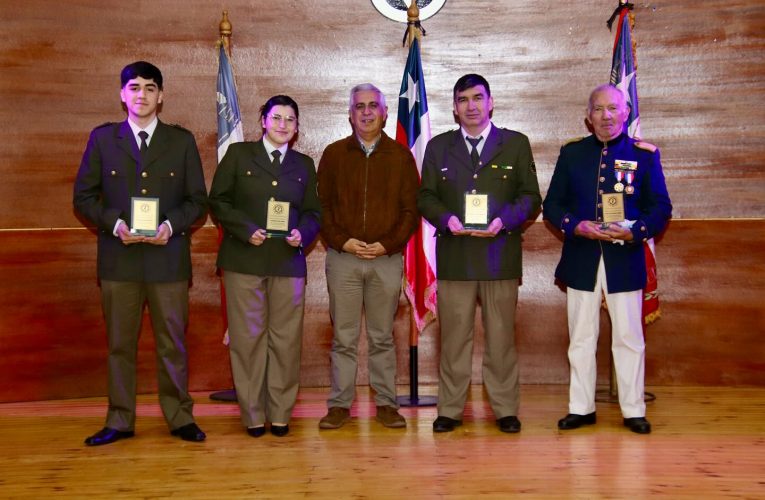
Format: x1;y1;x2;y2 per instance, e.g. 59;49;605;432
616;66;636;107
400;72;419;114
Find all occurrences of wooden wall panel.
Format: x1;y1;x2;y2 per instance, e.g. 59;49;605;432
0;0;763;401
1;220;763;403
1;0;764;229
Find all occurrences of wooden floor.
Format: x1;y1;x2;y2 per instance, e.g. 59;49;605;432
0;386;763;499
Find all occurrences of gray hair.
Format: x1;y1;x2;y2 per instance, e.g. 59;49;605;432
348;83;386;111
588;84;628;112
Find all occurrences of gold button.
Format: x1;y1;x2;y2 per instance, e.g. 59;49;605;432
170;172;175;177
641;226;647;232
561;229;566;234
502;175;507;179
141;172;148;178
602;149;608;156
601;164;607;169
599;176;605;182
597;217;602;221
598;189;604;195
441;177;446;180
478;161;483;166
473;174;478;179
141;189;147;195
246;171;252;176
272;181;278;186
597;203;603;208
564;217;570;223
110;170;116;176
471;189;477;194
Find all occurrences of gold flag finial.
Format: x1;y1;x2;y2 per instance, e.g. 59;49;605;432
405;1;424;47
219;11;232;54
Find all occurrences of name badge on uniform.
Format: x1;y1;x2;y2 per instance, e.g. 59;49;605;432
266;198;290;237
130;197;159;236
464;192;489;230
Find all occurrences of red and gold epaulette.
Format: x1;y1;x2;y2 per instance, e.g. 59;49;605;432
634;141;657;153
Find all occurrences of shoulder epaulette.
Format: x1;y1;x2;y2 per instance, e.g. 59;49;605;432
634;141;657;153
168;123;191;133
94;122;115;130
563;136;585;146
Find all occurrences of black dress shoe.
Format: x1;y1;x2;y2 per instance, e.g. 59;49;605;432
247;426;266;438
558;412;597;430
171;422;206;442
433;416;462;433
270;424;289;437
84;427;134;446
623;417;651;434
497;416;521;433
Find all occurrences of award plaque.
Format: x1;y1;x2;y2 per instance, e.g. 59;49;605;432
464;193;489;230
130;197;159;236
266;198;290;237
601;192;625;229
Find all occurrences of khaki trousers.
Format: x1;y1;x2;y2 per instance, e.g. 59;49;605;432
101;280;194;432
325;249;403;408
436;279;520;420
224;271;306;427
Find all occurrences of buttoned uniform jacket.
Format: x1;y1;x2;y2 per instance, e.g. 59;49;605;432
73;120;208;282
209;140;321;278
417;125;542;280
317;132;419;255
542;133;672;293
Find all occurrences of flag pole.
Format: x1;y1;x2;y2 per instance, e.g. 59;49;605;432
596;0;655;404
397;0;436;407
209;9;238;403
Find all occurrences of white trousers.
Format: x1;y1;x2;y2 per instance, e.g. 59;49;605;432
567;257;646;418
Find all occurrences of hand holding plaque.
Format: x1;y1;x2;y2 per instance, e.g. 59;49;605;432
130;197;159;236
464;192;489;230
266;198;290;237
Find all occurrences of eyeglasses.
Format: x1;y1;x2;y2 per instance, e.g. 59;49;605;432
268;114;297;126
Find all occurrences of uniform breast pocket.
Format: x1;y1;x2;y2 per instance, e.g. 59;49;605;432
237;168;263;182
160;169;184;194
103;166;127;182
438;168;457;189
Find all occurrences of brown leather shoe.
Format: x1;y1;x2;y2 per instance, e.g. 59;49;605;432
319;407;350;429
375;405;406;428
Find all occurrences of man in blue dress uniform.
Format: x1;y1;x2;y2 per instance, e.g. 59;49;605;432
543;84;672;434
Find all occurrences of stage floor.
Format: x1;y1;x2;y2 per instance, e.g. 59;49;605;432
1;385;763;498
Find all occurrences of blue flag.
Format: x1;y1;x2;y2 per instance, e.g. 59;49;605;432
216;44;244;162
610;11;641;139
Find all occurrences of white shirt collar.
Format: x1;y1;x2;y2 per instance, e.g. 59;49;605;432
461;122;492;149
263;137;289;163
127;117;159;146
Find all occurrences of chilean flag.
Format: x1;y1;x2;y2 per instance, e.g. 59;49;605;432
396;38;437;333
610;8;660;326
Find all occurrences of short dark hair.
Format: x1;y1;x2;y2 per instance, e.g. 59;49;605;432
260;95;300;121
453;74;491;100
121;61;163;90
